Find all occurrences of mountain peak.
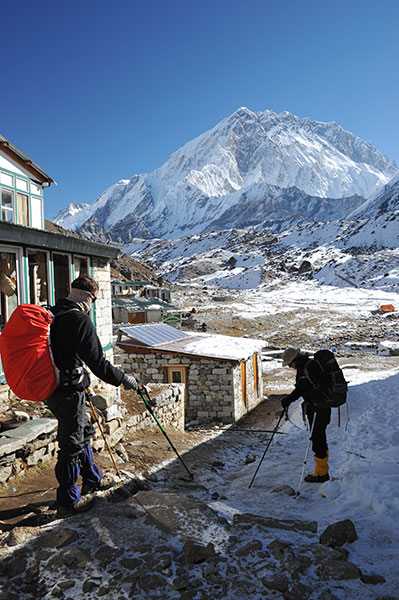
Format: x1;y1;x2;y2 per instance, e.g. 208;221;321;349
54;108;398;239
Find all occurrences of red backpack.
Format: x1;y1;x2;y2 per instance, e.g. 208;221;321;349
0;304;59;402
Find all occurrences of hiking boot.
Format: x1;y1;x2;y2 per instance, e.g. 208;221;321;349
56;494;96;518
304;473;330;483
81;474;115;496
304;454;329;483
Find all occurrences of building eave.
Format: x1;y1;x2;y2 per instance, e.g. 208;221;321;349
0;135;54;185
117;341;240;364
0;221;120;259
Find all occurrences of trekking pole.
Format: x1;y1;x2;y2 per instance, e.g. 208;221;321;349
294;416;316;498
248;408;287;489
85;389;121;477
137;385;194;480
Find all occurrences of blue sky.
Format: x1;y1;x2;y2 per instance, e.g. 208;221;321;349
2;0;398;220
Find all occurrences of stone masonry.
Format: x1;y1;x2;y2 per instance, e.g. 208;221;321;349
116;349;263;424
0;383;184;486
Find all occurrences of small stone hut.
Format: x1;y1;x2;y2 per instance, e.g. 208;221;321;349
117;323;265;424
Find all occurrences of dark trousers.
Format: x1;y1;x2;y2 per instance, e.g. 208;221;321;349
306;405;331;459
46;389;102;506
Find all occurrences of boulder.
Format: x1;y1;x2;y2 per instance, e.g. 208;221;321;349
319;519;357;547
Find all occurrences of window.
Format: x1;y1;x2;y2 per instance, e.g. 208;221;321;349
28;250;49;305
31;196;43;229
0;172;13;187
16;177;28;192
53;253;70;303
74;256;89;278
17;193;29;226
1;188;14;222
0;251;18;330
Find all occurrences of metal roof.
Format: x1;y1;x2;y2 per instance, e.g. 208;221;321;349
0;134;54;185
117;324;265;362
112;296;177;312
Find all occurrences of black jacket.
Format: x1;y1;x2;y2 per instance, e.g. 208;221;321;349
50;299;124;391
288;354;328;406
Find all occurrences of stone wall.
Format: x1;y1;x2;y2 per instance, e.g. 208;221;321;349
116;349;263;424
0;383;184;486
91;259;120;404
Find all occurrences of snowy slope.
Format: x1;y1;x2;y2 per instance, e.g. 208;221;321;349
54;108;397;239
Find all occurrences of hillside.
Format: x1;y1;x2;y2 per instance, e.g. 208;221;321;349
44;220;164;286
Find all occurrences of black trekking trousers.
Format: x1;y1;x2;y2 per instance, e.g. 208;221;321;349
306;405;331;459
45;389;95;461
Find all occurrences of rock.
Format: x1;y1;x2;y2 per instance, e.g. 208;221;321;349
120;557;143;571
284;582;314;599
94;545;124;567
0;554;28;578
172;577;188;590
233;513;317;533
298;260;313;273
317;591;340;600
267;539;292;558
316;559;361;580
40;526;78;549
234;539;262;556
319;519;358;547
47;546;90;570
244;453;256;464
138;573;167;592
299;543;346;565
272;484;296;496
4;526;39;547
182;541;216;564
261;573;290;592
360;574;386;584
82;580;98;593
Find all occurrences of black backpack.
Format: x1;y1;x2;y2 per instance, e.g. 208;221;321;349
305;349;347;408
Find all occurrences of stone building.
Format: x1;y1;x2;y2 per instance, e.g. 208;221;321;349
117;323;265;424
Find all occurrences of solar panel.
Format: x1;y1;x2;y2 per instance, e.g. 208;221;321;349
119;323;190;347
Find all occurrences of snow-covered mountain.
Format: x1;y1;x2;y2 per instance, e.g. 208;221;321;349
121;171;399;292
54;108;397;240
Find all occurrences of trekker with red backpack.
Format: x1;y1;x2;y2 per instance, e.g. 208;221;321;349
281;347;332;483
46;275;138;517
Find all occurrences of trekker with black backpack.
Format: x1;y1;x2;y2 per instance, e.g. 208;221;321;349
281;346;347;483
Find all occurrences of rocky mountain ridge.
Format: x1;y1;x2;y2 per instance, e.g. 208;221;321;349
121;172;399;292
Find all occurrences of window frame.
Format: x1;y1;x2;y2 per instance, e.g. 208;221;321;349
1;187;14;222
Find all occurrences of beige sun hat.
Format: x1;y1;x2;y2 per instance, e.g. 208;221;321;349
282;346;301;366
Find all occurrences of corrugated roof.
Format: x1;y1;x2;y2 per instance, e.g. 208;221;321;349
112;296;177;311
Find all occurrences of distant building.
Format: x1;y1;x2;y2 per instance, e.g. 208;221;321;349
112;280;173;302
112;296;180;325
117;323;264;424
0;134;119;387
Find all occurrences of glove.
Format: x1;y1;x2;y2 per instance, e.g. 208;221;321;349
281;395;293;410
122;373;139;391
